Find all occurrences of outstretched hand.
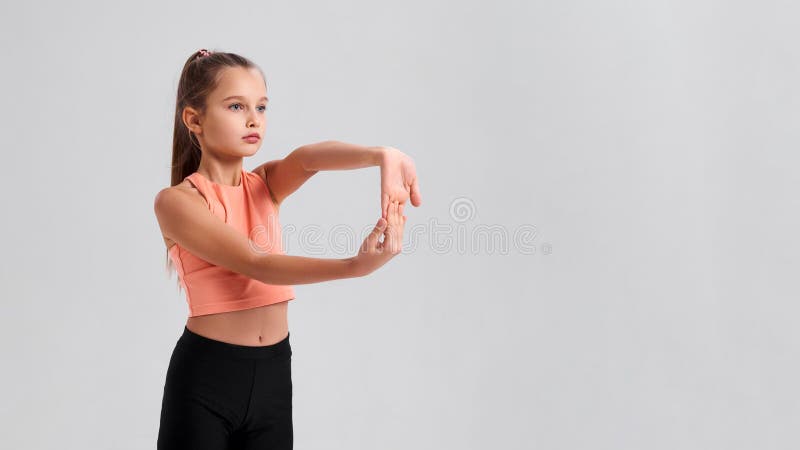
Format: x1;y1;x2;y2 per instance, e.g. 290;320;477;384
379;147;422;221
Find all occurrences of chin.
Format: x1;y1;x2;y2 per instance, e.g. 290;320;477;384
242;147;261;157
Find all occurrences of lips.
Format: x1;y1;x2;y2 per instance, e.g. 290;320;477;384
243;133;260;139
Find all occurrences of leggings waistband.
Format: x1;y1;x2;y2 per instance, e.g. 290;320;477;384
178;325;291;360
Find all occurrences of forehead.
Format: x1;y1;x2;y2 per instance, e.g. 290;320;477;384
211;66;266;100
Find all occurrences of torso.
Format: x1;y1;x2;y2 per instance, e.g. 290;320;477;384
165;171;289;347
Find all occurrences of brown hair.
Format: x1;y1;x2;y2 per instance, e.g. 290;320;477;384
165;48;266;283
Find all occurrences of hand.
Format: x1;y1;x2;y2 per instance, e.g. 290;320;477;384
350;200;406;277
379;147;422;221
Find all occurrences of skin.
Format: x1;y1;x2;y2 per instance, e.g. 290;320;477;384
154;66;414;346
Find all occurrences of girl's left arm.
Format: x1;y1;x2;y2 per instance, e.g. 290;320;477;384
256;140;421;219
296;140;385;171
254;141;384;207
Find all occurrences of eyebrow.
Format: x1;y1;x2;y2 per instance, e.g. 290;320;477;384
222;95;269;102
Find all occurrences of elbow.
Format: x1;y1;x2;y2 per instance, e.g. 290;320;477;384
290;145;320;174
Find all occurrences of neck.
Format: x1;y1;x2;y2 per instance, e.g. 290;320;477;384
197;161;243;186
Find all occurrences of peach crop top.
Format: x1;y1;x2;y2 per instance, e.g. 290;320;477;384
168;167;295;317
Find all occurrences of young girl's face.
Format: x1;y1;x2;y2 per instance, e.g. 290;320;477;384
197;66;268;157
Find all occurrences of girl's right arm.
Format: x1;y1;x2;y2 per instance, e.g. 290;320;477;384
154;187;404;285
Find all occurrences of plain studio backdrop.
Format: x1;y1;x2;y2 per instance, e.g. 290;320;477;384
0;1;797;449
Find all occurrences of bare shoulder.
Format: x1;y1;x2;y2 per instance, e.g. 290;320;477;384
154;180;205;249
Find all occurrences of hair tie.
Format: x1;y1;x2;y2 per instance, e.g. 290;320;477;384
196;49;213;60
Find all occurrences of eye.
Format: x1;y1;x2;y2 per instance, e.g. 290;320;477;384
257;105;267;112
229;103;243;111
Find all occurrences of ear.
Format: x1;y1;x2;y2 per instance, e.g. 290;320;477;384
182;106;203;135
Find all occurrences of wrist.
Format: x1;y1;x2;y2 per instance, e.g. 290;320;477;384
343;256;364;278
371;146;387;166
345;255;371;278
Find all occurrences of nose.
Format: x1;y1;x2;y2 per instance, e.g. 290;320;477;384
247;111;261;128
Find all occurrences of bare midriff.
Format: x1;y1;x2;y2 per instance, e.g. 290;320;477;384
165;236;290;347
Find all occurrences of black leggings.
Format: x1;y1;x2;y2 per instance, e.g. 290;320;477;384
157;326;293;450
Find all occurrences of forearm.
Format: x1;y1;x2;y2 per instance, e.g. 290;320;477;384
253;253;362;285
295;140;385;171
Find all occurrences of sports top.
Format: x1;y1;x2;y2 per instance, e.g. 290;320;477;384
168;167;295;317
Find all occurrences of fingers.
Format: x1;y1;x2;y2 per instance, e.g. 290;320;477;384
383;201;394;252
368;216;387;249
410;179;422;206
367;200;406;256
381;192;390;220
384;200;404;254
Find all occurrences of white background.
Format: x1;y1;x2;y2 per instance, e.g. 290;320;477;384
0;1;797;449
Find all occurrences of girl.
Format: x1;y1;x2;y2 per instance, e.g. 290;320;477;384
153;49;421;450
